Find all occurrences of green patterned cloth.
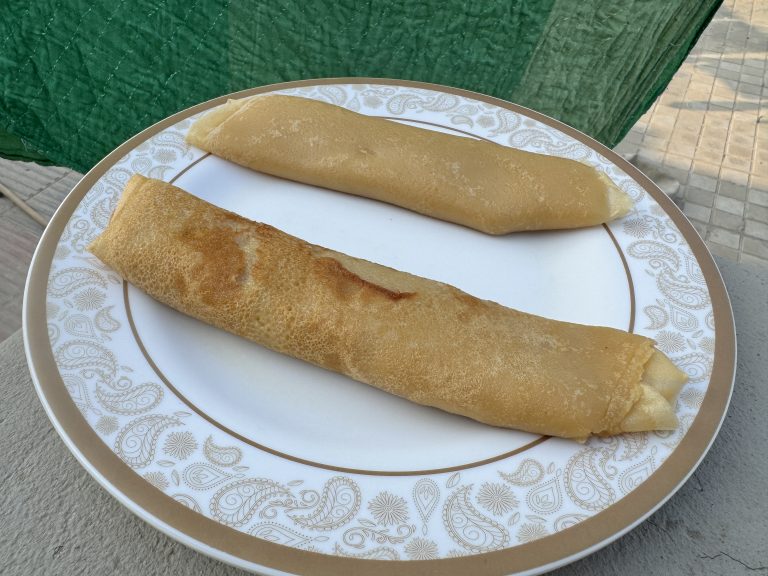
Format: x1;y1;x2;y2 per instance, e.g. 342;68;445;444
0;0;719;172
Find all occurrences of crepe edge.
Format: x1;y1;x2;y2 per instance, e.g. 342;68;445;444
185;98;252;149
87;174;148;264
619;350;688;433
599;172;634;220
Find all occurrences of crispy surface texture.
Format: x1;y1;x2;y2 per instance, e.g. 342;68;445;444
186;95;632;234
88;176;684;439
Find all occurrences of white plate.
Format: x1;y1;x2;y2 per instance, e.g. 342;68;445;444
24;79;735;575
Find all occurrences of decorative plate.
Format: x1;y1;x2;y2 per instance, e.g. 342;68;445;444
24;79;735;576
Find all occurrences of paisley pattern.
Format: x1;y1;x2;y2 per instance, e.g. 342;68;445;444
94;306;121;333
96;383;163;415
627;240;680;270
526;474;563;515
553;513;589;532
670;304;699;332
210;478;291;527
671;353;712;384
657;270;709;310
90;196;117;230
644;305;669;330
47;323;60;346
616;434;649;461
114;414;182;468
54;340;117;385
249;522;320;549
413;478;440;534
172;493;202;513
510;131;591;161
183;462;235;490
442;486;510;553
500;459;545;486
203;436;243;467
43;82;718;559
342;522;415;549
63;314;97;338
618;454;656;495
333;543;400;560
564;449;616;512
290;477;362;531
62;374;90;414
47;267;107;297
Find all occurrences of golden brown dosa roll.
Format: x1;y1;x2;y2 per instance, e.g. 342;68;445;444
185;95;633;235
88;176;686;440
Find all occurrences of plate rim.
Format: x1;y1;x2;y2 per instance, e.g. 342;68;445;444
23;77;737;576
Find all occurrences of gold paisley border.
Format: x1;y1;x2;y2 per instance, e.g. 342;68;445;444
24;78;736;576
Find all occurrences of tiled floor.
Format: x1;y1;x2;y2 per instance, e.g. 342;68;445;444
1;0;767;341
614;0;768;264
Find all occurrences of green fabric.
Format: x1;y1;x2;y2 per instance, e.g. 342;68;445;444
0;0;720;172
0;129;53;164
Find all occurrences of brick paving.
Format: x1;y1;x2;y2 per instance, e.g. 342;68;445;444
614;0;768;263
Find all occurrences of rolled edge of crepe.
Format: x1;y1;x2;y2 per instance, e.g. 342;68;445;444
88;175;685;440
620;351;688;434
600;172;635;220
186;95;633;235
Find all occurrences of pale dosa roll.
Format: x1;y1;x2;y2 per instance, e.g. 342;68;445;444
88;176;685;440
186;95;633;235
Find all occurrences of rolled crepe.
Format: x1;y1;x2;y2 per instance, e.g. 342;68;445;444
88;176;686;440
185;95;633;235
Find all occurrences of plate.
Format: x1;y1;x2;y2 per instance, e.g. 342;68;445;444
24;79;735;575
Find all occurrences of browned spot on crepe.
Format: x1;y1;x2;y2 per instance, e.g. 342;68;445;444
316;257;415;302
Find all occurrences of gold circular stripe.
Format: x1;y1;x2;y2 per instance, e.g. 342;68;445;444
24;78;736;576
169;151;211;181
603;223;637;333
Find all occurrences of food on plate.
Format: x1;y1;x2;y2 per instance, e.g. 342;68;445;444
88;176;685;440
186;95;633;234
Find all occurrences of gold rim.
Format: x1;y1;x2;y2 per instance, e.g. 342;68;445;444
24;78;736;576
